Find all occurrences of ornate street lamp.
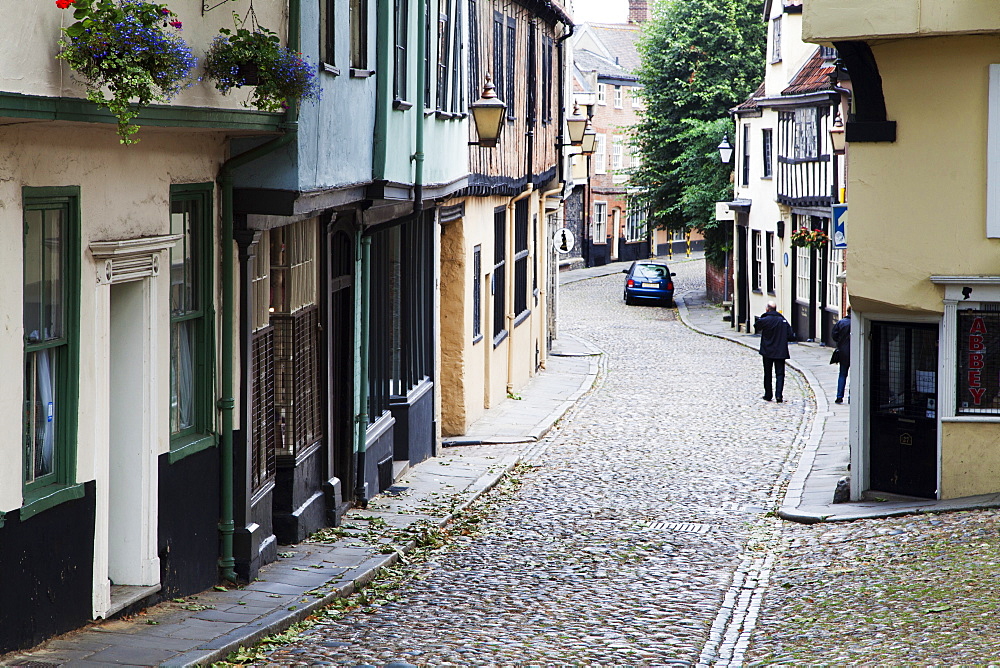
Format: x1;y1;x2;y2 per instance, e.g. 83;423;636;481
717;134;734;164
469;75;506;148
566;103;588;146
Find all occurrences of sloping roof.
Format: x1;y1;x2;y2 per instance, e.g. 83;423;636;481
782;48;835;96
735;82;766;111
574;49;638;82
587;23;643;73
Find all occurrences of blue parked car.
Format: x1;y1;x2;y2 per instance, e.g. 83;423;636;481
622;261;676;306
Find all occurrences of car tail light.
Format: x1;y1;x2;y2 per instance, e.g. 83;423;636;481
667;282;674;290
627;279;634;287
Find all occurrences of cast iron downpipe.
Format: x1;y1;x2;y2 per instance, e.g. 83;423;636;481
216;0;300;583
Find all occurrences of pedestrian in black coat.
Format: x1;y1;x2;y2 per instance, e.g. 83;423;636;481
831;309;851;404
754;301;794;402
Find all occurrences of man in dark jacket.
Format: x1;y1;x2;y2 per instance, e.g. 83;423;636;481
754;301;793;402
831;308;851;404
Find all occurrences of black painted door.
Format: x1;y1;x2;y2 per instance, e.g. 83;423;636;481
327;226;355;517
869;322;938;499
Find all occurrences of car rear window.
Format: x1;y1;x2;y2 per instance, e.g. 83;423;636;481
634;264;668;279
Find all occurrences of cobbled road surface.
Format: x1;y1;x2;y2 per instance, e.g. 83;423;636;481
263;261;814;666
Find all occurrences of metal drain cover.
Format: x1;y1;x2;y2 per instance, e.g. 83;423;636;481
644;521;713;533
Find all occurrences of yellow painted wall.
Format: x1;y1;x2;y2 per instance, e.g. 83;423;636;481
846;36;1000;315
804;0;1000;42
439;212;468;436
941;421;1000;498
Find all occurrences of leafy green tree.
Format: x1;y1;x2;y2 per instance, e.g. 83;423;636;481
631;0;765;265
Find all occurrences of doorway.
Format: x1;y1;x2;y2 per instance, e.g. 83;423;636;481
326;227;354;521
869;321;939;498
106;279;160;614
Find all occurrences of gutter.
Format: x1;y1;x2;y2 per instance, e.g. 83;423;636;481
215;0;300;583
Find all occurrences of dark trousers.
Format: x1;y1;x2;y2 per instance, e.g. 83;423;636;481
762;357;786;400
837;363;850;401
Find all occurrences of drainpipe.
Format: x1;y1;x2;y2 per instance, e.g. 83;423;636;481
506;184;533;394
413;0;426;214
354;233;372;505
216;0;300;583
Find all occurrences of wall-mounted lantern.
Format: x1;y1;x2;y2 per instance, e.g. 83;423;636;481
566;104;588;145
581;120;597;155
717;134;734;164
469;75;506;148
829;112;846;154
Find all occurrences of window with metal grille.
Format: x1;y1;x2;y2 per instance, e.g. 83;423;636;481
492;207;507;344
473;245;482;342
766;231;775;293
393;0;408;101
505;16;515;119
872;324;937;419
368;229;394;421
272;308;322;457
269;220;321;459
250;329;275;490
957;310;1000;415
751;229;762;292
762;128;773;178
350;0;368;69
395;213;434;394
514;199;529;321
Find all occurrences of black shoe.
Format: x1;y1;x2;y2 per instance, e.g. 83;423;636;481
762;395;772;401
835;398;843;404
776;397;783;403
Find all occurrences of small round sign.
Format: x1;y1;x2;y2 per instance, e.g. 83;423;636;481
555;228;575;254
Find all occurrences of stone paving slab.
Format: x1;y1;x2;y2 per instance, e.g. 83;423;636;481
1;335;600;668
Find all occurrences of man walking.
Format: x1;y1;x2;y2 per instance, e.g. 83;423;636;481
831;308;851;404
754;301;793;402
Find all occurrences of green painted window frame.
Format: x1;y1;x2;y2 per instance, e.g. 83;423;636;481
168;183;217;463
21;186;83;518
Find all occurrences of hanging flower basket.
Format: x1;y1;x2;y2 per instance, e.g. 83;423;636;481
789;227;830;249
204;25;319;113
55;0;196;144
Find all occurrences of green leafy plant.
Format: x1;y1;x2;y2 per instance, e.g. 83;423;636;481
55;0;196;143
204;20;319;113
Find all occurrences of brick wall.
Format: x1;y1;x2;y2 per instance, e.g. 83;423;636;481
705;252;733;303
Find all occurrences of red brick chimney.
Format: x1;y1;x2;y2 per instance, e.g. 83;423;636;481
628;0;649;24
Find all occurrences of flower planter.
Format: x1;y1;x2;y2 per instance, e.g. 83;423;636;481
235;63;260;86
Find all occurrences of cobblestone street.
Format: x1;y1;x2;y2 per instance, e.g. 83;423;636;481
261;261;814;666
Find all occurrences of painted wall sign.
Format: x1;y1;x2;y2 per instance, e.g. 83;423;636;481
832;203;847;249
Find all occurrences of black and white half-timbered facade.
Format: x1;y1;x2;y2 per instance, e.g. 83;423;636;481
727;0;848;344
